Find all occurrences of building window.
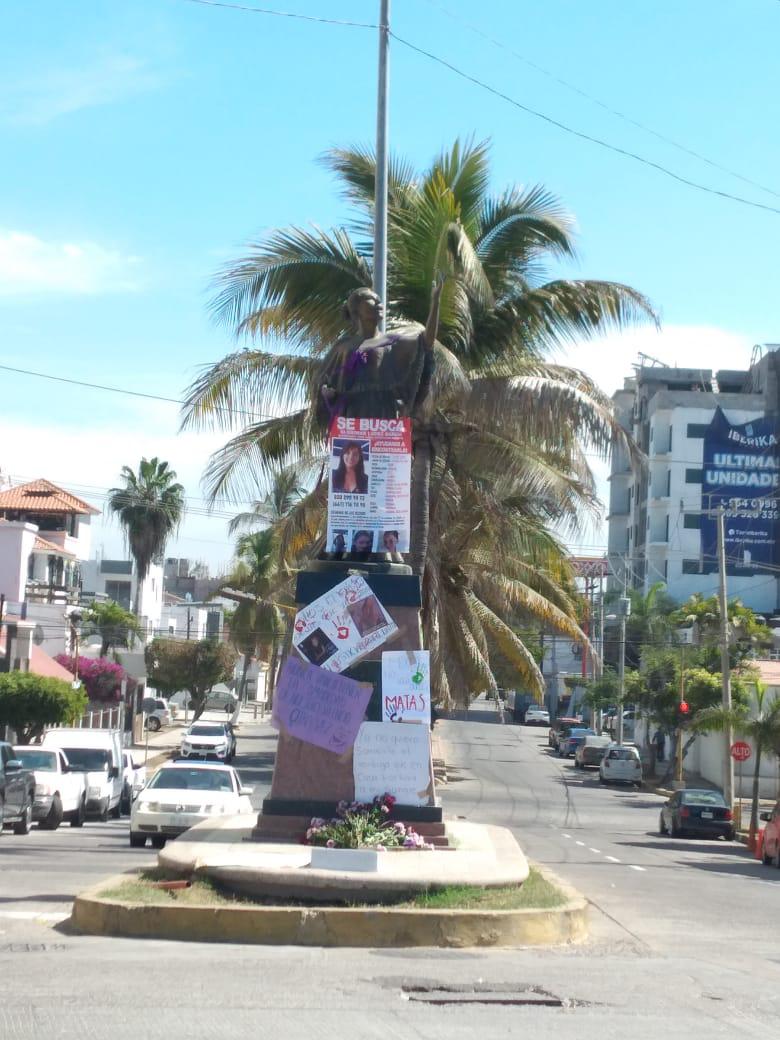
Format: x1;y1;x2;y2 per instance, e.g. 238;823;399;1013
687;423;710;438
663;560;668;580
684;513;701;529
666;470;671;496
685;468;703;484
105;580;132;611
665;515;669;541
682;559;701;574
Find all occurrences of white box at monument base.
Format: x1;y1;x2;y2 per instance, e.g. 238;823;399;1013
309;847;379;872
352;722;433;806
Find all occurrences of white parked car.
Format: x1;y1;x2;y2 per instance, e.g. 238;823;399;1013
524;706;550;726
144;698;173;732
129;762;254;848
599;744;642;787
122;751;147;814
13;746;87;829
180;722;235;762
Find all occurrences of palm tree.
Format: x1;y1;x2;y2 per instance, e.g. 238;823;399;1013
219;529;285;704
108;458;185;616
82;600;142;657
695;682;780;844
182;139;654;700
227;464;306;536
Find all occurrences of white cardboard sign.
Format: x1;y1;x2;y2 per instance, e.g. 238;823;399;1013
352;721;433;806
381;650;430;724
292;574;397;673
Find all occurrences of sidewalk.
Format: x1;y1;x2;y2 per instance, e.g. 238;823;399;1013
132;703;271;772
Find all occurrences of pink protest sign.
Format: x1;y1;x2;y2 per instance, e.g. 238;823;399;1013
271;656;373;755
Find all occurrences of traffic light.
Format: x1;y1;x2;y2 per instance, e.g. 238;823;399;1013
678;700;690;721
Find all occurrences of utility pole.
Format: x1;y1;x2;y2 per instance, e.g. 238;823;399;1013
616;594;630;746
717;505;734;810
676;643;685;785
186;610;192;641
373;0;390;331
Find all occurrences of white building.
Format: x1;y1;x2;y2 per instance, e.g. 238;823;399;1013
81;558;164;641
607;349;780;615
0;479;100;657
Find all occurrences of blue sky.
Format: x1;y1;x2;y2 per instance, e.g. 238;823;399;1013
1;0;778;568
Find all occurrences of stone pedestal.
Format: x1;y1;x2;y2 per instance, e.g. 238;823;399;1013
254;563;440;841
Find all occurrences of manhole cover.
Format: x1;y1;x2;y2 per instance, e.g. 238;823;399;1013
400;983;581;1008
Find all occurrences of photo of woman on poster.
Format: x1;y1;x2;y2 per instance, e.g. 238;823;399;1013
331;441;369;494
331;530;347;552
382;530;400;552
351;529;373;553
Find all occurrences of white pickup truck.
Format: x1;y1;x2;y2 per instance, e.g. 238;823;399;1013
13;746;87;829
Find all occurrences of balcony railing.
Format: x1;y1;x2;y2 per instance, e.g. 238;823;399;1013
25;582;80;605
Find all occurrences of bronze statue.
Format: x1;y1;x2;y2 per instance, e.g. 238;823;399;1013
317;278;444;428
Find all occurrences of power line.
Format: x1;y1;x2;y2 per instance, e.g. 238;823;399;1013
391;32;780;217
420;0;780;201
176;0;376;29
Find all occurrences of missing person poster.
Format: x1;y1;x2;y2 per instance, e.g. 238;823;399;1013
327;416;412;554
292;574;398;673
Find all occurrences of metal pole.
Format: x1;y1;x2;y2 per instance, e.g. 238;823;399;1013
617;614;626;746
373;0;390;331
717;505;734;809
676;644;685;785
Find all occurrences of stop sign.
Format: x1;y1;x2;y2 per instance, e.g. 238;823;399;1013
730;741;752;762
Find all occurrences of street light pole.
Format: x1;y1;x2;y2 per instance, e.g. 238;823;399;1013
616;595;630;746
717;505;734;810
373;0;390;332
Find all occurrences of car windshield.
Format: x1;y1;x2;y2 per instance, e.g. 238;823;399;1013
187;725;226;737
569;729;594;738
58;748;110;771
682;791;726;806
149;768;233;792
608;749;639;760
14;750;58;771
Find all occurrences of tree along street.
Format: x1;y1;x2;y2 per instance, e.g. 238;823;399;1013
1;709;779;1039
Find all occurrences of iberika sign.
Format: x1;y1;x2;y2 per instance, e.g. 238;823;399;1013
701;408;780;569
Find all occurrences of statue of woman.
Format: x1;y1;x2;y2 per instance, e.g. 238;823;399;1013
317;278;444;427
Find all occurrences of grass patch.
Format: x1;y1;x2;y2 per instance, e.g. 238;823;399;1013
98;867;567;912
399;869;567;911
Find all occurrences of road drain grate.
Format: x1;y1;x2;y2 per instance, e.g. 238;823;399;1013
0;943;68;953
401;983;578;1008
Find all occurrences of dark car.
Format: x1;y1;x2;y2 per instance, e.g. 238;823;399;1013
547;717;579;750
659;789;735;840
558;727;595;758
0;741;35;835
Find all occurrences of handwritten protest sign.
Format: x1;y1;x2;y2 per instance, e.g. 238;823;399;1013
292;574;397;673
352;721;433;805
381;650;430;724
327;416;411;554
272;656;372;755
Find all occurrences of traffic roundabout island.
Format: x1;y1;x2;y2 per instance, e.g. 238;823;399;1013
69;817;588;948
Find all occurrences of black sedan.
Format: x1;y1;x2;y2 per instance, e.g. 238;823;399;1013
659;789;735;840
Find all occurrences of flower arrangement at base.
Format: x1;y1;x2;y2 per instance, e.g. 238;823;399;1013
305;793;434;850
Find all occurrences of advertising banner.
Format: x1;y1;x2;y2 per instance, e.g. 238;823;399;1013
271;656;372;755
326;416;412;554
292;574;398;673
701;408;780;567
381;650;431;724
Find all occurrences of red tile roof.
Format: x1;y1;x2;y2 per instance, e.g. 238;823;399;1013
32;534;77;558
0;479;100;516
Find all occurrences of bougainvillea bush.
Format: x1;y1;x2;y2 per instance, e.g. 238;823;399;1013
305;794;434;851
54;655;127;704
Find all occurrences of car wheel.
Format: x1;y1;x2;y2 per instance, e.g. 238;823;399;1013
598;774;605;784
724;828;736;842
762;839;772;865
39;794;63;830
69;796;86;828
98;800;109;823
0;795;4;833
151;835;166;849
659;814;667;835
671;821;682;838
773;845;780;869
14;802;32;835
129;832;147;848
146;717;161;732
110;799;122;819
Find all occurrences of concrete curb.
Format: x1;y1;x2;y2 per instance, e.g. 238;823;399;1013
69;863;588;949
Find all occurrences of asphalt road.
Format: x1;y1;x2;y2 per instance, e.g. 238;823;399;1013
1;708;779;1040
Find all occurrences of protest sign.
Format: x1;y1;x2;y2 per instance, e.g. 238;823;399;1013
381;650;430;724
353;722;433;805
271;656;372;755
327;416;411;554
292;574;398;673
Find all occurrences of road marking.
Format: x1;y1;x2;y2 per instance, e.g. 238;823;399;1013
605;855;621;863
575;840;586;846
629;865;646;872
0;911;70;923
589;848;601;854
562;833;572;839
